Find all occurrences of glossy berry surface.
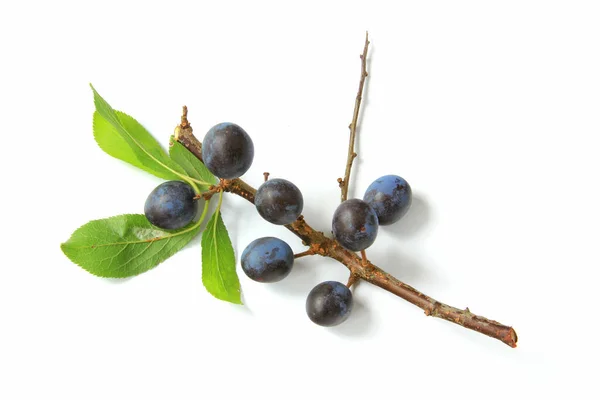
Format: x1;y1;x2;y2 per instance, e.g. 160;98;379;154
241;237;294;283
363;175;412;225
201;122;254;179
144;181;198;230
306;281;353;327
332;199;378;251
255;178;304;225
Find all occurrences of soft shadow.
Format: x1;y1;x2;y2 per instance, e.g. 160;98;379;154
267;259;318;297
330;297;374;337
104;278;133;284
385;194;431;238
371;247;432;286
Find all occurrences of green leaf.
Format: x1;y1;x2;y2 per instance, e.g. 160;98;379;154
90;84;189;181
61;214;201;278
201;209;242;304
169;139;217;192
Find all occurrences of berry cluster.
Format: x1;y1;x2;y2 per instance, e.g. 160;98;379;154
142;122;412;328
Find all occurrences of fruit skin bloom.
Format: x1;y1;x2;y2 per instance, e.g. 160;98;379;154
144;181;198;230
241;237;294;283
363;175;412;225
306;281;353;327
201;122;254;179
332;199;378;251
255;178;304;225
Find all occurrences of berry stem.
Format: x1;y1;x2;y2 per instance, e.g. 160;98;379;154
294;250;315;259
360;249;368;266
339;31;369;203
346;274;359;288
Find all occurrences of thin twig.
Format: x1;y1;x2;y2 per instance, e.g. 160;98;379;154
294;250;315;259
339;32;370;202
346;273;359;288
360;249;368;267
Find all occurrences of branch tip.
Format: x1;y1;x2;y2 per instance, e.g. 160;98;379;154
340;31;370;202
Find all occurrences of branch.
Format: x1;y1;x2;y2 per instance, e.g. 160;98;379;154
175;126;518;348
173;35;517;347
339;32;370;202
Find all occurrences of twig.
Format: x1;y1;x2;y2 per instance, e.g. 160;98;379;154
174;105;202;160
339;32;370;202
175;129;517;348
173;35;517;348
294;250;315;259
346;273;359;288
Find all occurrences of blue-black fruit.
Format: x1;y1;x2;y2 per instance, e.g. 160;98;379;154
255;178;303;225
332;198;378;251
241;237;294;283
144;181;198;230
306;281;353;327
363;175;412;225
201;122;254;179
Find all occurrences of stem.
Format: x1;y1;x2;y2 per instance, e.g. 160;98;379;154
176;131;517;347
346;274;359;288
339;32;370;202
294;250;315;259
173;36;517;347
360;249;368;267
196;196;211;226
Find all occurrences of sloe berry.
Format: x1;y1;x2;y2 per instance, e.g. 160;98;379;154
306;281;353;327
144;181;198;230
241;237;294;283
363;175;412;225
255;178;303;225
332;198;378;251
201;122;254;179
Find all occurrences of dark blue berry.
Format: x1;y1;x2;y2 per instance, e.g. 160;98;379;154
241;237;294;283
363;175;412;225
201;122;254;179
332;199;378;251
255;178;303;225
144;181;198;230
306;281;353;327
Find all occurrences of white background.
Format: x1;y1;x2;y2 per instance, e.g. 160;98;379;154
1;1;599;399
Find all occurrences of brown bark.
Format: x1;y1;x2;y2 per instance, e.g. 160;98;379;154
339;32;369;202
175;130;517;347
174;32;517;348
